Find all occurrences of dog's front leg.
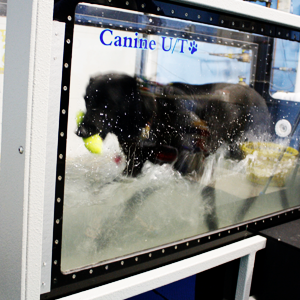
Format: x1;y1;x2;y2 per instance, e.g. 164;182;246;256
201;182;219;231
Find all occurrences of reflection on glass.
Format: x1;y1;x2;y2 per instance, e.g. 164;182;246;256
61;4;300;272
270;39;299;95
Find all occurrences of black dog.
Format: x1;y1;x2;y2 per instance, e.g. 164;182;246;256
77;73;271;177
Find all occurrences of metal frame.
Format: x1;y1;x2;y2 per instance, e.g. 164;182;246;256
57;236;266;300
40;20;66;295
0;0;53;299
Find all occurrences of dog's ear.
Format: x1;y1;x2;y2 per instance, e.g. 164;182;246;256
89;77;95;85
84;76;96;96
104;75;136;108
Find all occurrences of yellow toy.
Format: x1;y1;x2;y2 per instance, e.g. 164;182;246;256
76;111;103;154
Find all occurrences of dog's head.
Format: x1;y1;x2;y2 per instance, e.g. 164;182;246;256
77;74;154;143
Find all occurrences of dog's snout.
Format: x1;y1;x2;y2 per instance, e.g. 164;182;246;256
76;124;89;138
77;122;100;138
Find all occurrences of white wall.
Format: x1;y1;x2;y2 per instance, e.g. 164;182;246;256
0;16;6;156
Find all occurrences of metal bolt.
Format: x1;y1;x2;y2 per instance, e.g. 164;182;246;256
18;146;24;154
67;16;72;21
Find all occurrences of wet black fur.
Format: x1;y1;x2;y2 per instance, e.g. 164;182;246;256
77;73;271;176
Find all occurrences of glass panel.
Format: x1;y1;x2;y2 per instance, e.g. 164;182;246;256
61;3;300;272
